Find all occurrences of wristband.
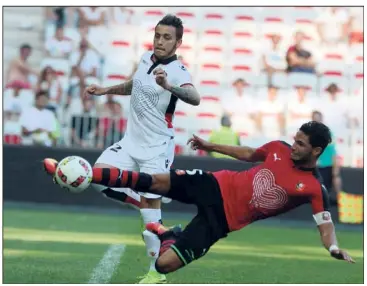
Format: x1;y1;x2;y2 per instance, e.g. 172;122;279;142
329;245;339;252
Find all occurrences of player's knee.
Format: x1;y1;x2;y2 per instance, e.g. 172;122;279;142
155;249;184;274
140;196;161;209
155;258;174;274
150;174;171;193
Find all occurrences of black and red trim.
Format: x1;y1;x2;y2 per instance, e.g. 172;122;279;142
165;83;193;128
165;96;178;128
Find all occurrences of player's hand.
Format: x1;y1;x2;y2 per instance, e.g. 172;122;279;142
153;68;170;90
83;84;107;98
187;134;213;151
330;249;355;263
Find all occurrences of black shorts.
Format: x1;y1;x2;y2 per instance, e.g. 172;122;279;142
166;169;229;265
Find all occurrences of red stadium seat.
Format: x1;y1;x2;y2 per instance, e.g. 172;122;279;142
201;10;229;30
4;134;21;145
195;113;221;133
174;127;189;155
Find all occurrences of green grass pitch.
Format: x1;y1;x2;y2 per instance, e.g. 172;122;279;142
3;206;363;284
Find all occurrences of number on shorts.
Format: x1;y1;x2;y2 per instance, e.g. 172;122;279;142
110;144;122;153
186;169;203;175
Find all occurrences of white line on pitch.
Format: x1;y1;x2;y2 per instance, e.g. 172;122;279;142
88;244;125;284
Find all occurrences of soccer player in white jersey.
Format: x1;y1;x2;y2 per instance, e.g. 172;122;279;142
44;15;200;284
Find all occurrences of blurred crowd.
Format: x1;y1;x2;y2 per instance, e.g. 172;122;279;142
3;7;363;168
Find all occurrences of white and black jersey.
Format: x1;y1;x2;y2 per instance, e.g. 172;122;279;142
121;51;192;158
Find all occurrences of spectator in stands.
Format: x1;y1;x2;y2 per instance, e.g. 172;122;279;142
6;44;38;90
222;78;257;125
258;85;286;138
70;38;99;79
78;7;107;27
286;31;316;73
286;86;314;136
319;83;349;130
262;34;287;75
20;91;58;147
45;26;73;58
97;100;125;149
208;115;240;159
313;110;342;203
316;7;349;45
69;38;100;100
36;66;63;112
71;97;99;148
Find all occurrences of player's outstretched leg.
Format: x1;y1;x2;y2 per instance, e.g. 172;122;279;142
91;167;172;197
43;159;141;209
92;163;141;210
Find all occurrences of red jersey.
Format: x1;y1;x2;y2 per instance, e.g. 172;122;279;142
213;141;330;232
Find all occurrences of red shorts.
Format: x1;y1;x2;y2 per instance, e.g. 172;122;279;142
6;80;32;89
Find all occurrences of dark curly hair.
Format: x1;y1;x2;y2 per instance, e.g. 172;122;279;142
156;14;184;40
300;121;332;156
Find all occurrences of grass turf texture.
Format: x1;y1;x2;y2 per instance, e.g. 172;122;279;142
3;207;363;284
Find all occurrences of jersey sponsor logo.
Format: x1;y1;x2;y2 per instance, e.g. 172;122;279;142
273;153;281;161
296;181;306;192
251;169;288;210
180;65;186;71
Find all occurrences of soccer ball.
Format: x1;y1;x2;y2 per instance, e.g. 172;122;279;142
55;156;93;193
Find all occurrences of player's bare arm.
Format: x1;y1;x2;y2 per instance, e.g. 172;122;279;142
167;85;200;106
83;80;133;97
187;135;260;162
317;221;355;263
153;67;200;106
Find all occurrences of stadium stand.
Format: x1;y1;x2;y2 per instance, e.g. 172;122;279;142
3;7;363;168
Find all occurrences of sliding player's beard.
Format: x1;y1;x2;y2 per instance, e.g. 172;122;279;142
292;153;312;166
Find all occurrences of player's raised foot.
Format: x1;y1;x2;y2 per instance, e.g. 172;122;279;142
138;270;167;284
146;222;182;237
43;158;58;176
146;222;182;256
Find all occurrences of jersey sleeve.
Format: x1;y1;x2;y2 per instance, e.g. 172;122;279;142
250;140;287;162
311;184;332;225
175;65;193;87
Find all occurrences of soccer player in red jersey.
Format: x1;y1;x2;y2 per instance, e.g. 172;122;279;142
45;121;355;273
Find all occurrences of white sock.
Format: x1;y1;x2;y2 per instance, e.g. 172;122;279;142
141;209;162;272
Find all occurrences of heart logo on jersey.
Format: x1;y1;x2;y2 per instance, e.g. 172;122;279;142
251;169;288;210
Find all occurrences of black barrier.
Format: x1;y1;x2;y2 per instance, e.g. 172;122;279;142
3;145;364;224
